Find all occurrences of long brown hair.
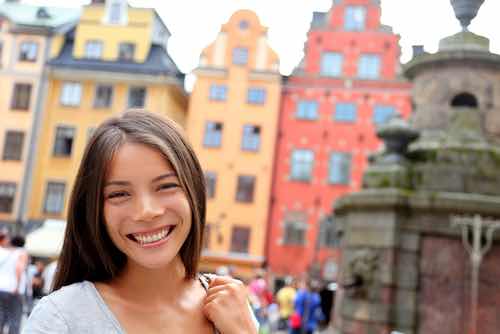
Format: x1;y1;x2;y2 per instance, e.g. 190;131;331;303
53;110;206;291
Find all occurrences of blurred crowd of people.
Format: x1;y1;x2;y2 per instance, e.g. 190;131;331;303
246;269;335;334
0;228;57;334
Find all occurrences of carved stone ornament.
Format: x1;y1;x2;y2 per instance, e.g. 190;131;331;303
450;0;485;30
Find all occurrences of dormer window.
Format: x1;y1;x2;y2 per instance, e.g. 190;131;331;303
106;0;127;25
118;42;135;61
344;6;366;31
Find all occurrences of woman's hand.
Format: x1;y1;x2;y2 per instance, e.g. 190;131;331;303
203;275;258;334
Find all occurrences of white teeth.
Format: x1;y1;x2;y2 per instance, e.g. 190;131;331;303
133;227;172;245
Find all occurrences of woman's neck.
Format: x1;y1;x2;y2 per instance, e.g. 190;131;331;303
106;256;191;305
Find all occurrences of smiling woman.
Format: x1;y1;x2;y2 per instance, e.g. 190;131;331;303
24;111;258;334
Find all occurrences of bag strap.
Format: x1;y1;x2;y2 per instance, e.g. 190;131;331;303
197;273;220;334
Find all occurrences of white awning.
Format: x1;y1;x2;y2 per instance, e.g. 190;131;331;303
25;219;66;258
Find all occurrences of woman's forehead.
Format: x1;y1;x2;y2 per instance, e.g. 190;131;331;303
105;142;175;180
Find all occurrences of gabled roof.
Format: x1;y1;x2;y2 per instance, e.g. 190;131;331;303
0;3;80;32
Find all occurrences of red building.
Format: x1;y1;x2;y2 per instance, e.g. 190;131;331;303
266;0;412;282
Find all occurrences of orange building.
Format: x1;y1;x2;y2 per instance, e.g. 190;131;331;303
186;10;281;278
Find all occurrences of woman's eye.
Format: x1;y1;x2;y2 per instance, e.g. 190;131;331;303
157;183;179;191
107;191;129;199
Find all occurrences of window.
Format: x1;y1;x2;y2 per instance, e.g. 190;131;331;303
93;85;113;108
230;226;250;253
358;54;381;79
320;216;339;248
60;82;82;107
235;175;255;203
241;125;261;151
128;87;146;108
209;84;227;101
247;88;266;105
0;182;16;213
84;40;103;59
205;172;217;199
344;6;366;31
2;131;24;161
290;149;314;181
19;41;38;62
329;152;352;184
239;20;249;30
232;47;248;65
10;83;32;110
334;103;357;122
53;126;75;157
320;52;343;77
107;1;126;24
203;121;223;148
373;105;396;124
43;182;66;214
283;219;307;245
296;100;318;120
118;42;135;61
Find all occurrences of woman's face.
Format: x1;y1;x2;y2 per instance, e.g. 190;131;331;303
102;142;192;270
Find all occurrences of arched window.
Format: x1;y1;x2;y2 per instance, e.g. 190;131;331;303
451;92;478;108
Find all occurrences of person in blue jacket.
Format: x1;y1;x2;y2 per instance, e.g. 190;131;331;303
290;279;324;334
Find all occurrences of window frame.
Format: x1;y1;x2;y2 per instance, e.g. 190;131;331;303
232;47;249;65
43;181;66;214
203;121;223;148
127;86;146;108
84;40;103;59
10;83;32;110
334;103;357;122
373;105;396;125
60;82;82;107
235;175;256;203
93;84;113;109
53;125;76;157
290;149;314;181
230;226;250;254
320;52;343;77
209;84;227;101
18;41;38;62
0;182;16;213
205;171;217;199
2;130;25;161
328;152;352;185
296;100;319;120
283;219;307;246
247;88;266;105
344;6;367;31
358;54;381;79
118;42;136;61
241;125;261;152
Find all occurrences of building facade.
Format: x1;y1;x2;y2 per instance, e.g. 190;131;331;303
266;0;412;281
187;10;281;278
0;3;80;231
27;0;186;224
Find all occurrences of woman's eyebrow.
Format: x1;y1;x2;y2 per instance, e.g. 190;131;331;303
104;180;129;188
104;172;176;188
152;172;177;183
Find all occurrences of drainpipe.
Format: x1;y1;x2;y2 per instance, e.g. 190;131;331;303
17;33;51;234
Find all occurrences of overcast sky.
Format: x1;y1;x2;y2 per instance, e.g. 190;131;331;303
20;0;500;75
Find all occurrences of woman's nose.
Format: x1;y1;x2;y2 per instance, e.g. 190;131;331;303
133;194;163;222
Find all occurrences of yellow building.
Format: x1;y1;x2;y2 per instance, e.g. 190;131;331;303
187;10;281;278
27;0;186;223
0;3;79;231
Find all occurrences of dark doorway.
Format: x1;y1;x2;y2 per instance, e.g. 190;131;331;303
451;92;478;108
